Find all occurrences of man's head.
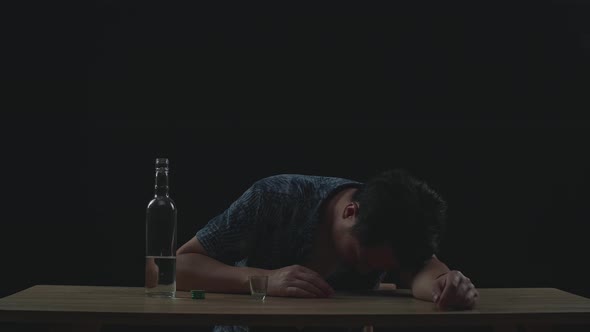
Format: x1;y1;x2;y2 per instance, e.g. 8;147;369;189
338;169;447;272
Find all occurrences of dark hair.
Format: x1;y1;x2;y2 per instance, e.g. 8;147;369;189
351;169;447;271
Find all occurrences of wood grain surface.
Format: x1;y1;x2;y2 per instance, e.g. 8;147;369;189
1;285;589;327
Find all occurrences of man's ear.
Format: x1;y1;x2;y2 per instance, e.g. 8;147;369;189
343;202;359;219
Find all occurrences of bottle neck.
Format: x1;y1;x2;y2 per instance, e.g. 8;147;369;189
154;169;169;197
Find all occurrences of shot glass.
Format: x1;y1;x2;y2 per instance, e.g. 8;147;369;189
248;275;268;301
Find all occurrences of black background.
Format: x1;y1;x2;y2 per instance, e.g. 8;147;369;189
3;0;590;308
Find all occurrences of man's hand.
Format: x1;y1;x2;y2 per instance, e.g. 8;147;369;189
432;270;478;309
267;265;335;298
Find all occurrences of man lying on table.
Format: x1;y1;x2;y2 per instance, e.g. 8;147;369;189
176;169;479;332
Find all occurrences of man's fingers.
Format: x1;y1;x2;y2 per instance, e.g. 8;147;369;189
296;265;325;280
437;274;458;308
433;271;478;310
459;281;476;299
296;270;334;296
441;284;478;309
457;280;470;298
292;279;328;298
285;286;316;298
432;273;446;302
465;289;478;308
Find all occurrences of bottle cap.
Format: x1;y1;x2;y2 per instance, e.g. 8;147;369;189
155;158;169;170
190;290;206;299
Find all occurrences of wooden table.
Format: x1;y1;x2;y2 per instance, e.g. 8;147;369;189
1;285;590;331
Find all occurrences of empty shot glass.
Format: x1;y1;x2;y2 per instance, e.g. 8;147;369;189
249;275;268;301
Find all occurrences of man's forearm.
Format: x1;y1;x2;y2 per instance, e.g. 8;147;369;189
411;256;450;301
176;253;271;293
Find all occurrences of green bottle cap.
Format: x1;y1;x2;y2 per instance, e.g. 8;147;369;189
190;290;205;299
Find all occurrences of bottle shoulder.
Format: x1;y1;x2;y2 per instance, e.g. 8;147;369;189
147;196;177;209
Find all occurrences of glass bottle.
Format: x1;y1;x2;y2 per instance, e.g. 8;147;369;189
145;158;177;297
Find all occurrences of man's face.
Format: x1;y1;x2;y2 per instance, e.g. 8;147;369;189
340;231;399;273
355;244;399;273
338;202;398;272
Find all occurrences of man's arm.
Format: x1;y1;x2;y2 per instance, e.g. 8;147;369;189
176;237;268;293
400;255;478;309
176;237;334;297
